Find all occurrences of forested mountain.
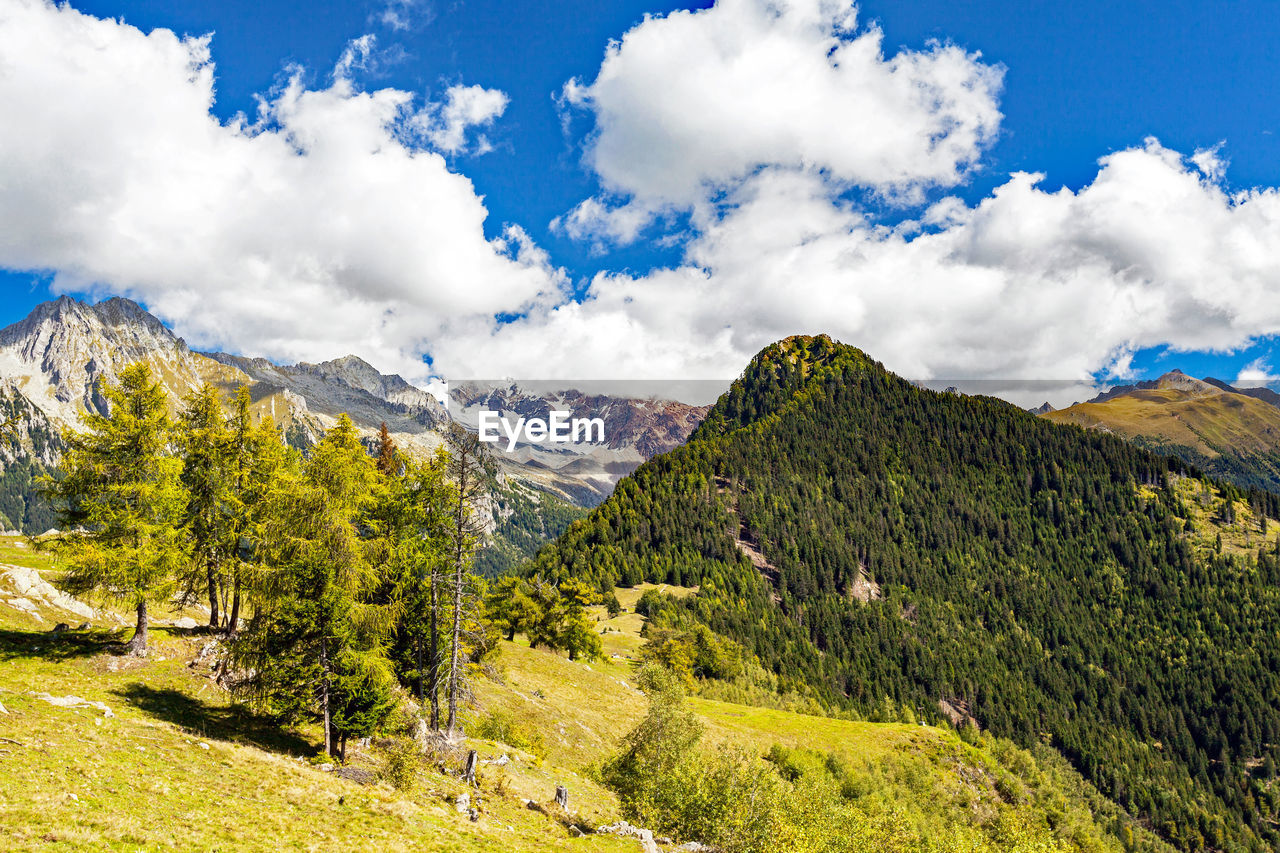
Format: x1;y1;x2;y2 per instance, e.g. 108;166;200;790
1044;370;1280;493
531;335;1280;852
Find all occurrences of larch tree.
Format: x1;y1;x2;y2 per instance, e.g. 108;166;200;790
382;448;454;723
178;383;234;629
223;385;286;638
234;414;392;757
376;422;398;476
42;363;189;655
443;421;491;734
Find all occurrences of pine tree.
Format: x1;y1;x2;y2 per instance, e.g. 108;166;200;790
382;449;453;713
223;386;288;638
443;422;491;734
485;575;537;641
42;363;189;655
234;415;390;756
178;383;234;629
376;422;398;476
557;578;602;661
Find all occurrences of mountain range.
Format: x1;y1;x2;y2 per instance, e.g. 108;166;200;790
0;296;709;535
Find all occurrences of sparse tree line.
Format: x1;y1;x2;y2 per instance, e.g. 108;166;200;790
37;363;598;759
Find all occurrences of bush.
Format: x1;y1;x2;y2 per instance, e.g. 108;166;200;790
379;737;422;791
604;664;787;853
471;709;547;759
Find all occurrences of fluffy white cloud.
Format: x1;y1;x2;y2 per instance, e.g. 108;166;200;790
448;139;1280;405
562;0;1003;242
1237;358;1280;388
0;0;557;381
414;84;510;154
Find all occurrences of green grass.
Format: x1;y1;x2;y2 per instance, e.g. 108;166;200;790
0;556;1166;852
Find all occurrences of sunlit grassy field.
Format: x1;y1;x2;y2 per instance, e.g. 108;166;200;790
0;547;1159;851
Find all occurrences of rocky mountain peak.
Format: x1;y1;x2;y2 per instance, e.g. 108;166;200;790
0;295;198;419
1153;369;1218;396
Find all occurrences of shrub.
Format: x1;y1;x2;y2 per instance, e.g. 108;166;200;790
379;737;422;791
471;709;547;759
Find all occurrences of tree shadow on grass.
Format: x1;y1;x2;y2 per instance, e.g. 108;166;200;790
0;627;122;662
111;683;317;757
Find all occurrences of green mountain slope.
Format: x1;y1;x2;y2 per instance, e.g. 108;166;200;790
1043;371;1280;493
530;336;1280;852
0;539;1160;852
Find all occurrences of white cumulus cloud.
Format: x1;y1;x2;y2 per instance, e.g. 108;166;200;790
414;84;510;155
444;140;1280;406
562;0;1004;243
0;0;555;382
1237;358;1280;388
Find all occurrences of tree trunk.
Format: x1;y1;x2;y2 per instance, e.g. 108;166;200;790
225;577;241;640
555;785;568;811
320;637;332;757
428;572;441;730
446;460;467;734
446;557;463;733
207;561;220;629
463;749;477;786
123;599;149;656
415;634;424;700
339;734;347;764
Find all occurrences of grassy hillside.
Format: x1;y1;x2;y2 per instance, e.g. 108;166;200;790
0;541;1163;851
528;335;1280;851
1043;374;1280;492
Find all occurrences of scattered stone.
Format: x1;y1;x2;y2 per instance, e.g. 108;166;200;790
485;753;510;767
76;623;90;631
677;843;713;852
318;763;335;772
0;701;7;714
598;821;661;853
7;597;38;614
172;616;199;630
656;838;673;845
197;742;210;750
1;564;94;619
51;623;69;633
335;766;376;785
454;792;471;814
32;692;114;718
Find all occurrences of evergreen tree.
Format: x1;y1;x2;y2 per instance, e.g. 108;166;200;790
177;383;234;629
234;415;391;757
376;422;397;476
42;363;189;655
443;422;491;734
556;578;602;661
382;449;454;716
485;575;537;641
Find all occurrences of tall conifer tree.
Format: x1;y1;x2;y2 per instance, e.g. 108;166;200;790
43;363;189;655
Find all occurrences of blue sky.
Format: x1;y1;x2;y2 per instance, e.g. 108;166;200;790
2;0;1280;398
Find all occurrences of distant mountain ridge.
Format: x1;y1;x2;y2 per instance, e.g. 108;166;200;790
0;296;709;532
1044;369;1280;493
